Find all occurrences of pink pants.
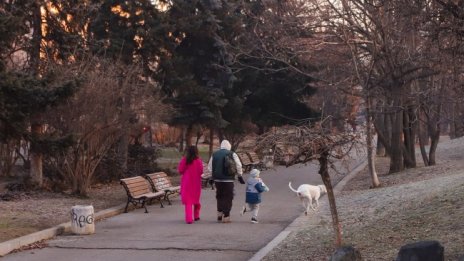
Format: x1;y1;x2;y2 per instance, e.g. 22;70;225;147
184;203;201;223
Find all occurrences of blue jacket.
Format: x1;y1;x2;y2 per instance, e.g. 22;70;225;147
245;177;268;204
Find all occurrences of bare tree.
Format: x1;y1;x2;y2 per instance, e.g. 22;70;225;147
45;58;162;195
257;120;359;247
317;0;449;173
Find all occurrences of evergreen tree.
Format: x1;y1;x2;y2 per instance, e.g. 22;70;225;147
159;0;238;144
160;0;318;145
0;2;79;183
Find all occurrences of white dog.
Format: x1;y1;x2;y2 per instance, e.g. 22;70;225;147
288;182;327;215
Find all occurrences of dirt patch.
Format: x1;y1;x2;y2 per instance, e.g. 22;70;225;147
263;137;464;261
0;182;127;243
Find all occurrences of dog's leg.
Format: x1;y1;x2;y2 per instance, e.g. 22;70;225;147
304;198;310;215
299;198;307;215
309;196;317;211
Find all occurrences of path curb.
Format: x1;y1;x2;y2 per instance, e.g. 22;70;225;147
0;203;128;257
248;159;368;261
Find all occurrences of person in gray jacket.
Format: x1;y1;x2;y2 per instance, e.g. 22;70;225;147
240;169;269;223
207;140;243;223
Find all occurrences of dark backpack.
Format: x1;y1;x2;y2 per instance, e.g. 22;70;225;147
224;152;238;177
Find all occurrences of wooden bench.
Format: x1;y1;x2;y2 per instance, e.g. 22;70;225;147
237;152;253;172
247;151;263;170
145;172;181;205
120;176;165;213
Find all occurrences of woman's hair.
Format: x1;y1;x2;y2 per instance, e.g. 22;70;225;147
185;145;199;164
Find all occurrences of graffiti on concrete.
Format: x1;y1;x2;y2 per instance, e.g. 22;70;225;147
71;209;94;228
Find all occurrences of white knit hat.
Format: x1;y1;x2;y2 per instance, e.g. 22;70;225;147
250;169;260;178
220;140;231;150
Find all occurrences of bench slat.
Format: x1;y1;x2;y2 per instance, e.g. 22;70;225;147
121;177;151;196
132;191;164;200
247;152;261;164
130;187;151;197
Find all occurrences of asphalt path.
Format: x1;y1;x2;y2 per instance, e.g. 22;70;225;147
4;155;364;261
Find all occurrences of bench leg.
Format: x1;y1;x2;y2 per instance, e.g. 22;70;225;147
159;198;164;208
164;192;172;205
141;199;148;213
124;198;131;213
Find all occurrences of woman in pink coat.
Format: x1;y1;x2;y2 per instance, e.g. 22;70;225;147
177;146;204;224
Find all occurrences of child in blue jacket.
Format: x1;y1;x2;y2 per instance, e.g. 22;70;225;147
240;169;269;223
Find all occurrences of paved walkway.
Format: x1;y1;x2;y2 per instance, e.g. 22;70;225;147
3;156;364;261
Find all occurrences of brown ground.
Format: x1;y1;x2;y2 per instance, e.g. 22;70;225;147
263;137;464;261
0;182;127;242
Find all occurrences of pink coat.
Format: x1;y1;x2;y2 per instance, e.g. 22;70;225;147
177;157;203;205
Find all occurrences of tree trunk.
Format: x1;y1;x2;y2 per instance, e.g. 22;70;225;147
402;108;416;168
365;96;380;188
373;111;386;156
428;122;440;166
376;138;386;156
389;92;404;173
373;107;392;156
419;113;429;146
30;0;42;74
366;119;380;188
185;124;193;147
454;104;464;138
374;121;392;156
29;1;44;187
385;107;393;155
427;94;442;166
30;124;43;187
418;110;429;166
318;151;342;247
208;128;214;158
428;133;439;166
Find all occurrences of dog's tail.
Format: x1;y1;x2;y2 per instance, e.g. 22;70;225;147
288;182;298;193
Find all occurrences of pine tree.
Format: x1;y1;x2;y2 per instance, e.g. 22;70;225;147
0;1;78;183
